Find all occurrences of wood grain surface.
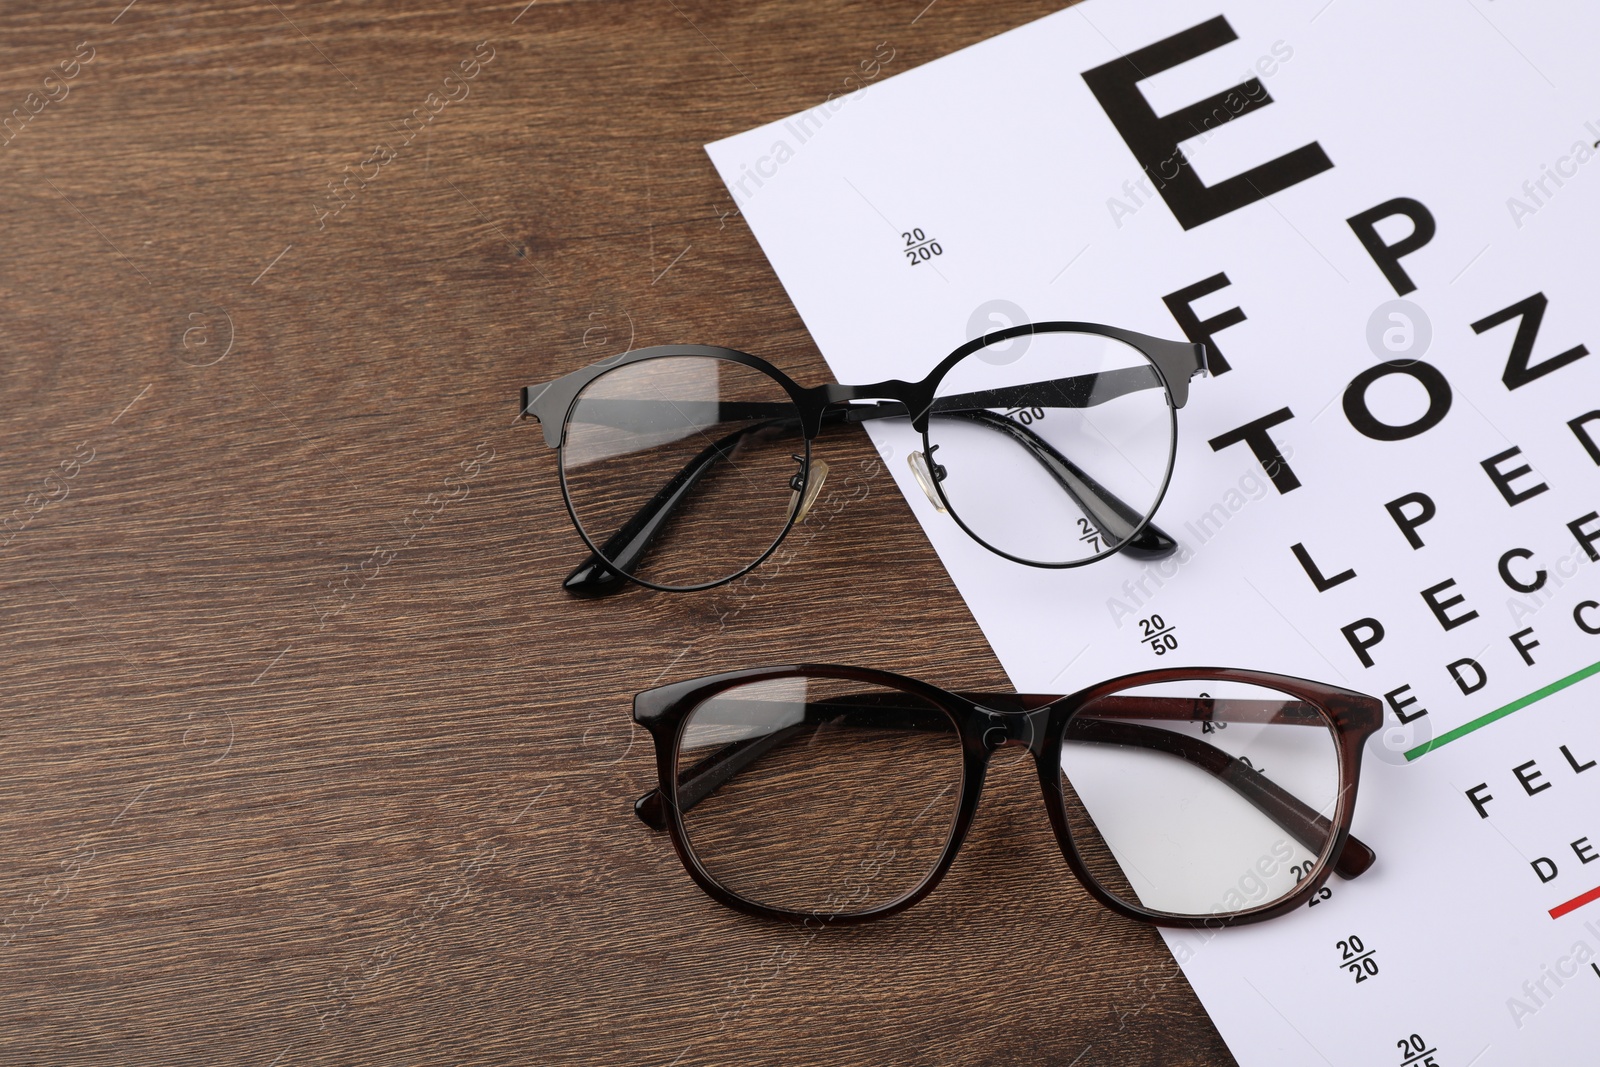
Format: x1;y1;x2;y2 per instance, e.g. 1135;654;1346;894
0;1;1239;1063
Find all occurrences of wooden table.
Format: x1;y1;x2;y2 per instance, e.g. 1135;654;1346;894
0;1;1237;1062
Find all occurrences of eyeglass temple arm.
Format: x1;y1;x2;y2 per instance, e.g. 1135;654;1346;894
562;373;1177;596
632;695;1374;880
919;363;1170;414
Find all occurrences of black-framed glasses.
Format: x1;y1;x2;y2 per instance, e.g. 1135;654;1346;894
632;664;1381;926
519;322;1208;595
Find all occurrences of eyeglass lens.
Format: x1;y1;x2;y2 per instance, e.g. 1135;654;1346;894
1059;678;1341;917
925;330;1175;564
674;675;965;916
560;355;804;589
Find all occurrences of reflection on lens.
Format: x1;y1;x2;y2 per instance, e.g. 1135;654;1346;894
676;675;964;915
924;330;1174;565
560;355;803;589
1058;679;1340;918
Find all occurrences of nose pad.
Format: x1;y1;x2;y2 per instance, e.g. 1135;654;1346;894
907;448;947;513
789;458;830;523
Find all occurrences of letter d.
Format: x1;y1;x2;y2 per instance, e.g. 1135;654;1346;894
1448;657;1487;695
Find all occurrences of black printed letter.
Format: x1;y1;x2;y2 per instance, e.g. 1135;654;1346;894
1346;198;1436;296
1163;273;1245;375
1471;293;1589;391
1081;17;1334;231
1208;408;1300;493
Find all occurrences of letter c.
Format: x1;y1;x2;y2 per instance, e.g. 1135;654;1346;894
1498;547;1547;593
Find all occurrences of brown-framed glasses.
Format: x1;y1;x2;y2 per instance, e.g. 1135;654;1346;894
633;664;1381;927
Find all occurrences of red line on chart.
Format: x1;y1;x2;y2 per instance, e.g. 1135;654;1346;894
1549;883;1600;920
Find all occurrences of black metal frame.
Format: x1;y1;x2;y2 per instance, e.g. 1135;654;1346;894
519;322;1208;594
633;663;1382;928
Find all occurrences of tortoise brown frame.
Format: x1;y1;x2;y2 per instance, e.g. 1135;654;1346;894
632;663;1382;927
519;321;1208;595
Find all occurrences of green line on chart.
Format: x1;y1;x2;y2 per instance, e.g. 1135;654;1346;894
1405;658;1600;761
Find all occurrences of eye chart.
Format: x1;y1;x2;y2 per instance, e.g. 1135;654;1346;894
707;1;1600;1063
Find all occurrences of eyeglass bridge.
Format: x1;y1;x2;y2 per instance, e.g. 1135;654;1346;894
977;705;1047;755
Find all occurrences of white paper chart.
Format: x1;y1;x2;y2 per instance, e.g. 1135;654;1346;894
707;1;1600;1063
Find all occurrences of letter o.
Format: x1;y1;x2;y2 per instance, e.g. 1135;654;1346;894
1343;360;1453;441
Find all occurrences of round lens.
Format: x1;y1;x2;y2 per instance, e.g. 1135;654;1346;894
560;355;804;590
1057;678;1340;919
674;674;965;916
924;329;1175;565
